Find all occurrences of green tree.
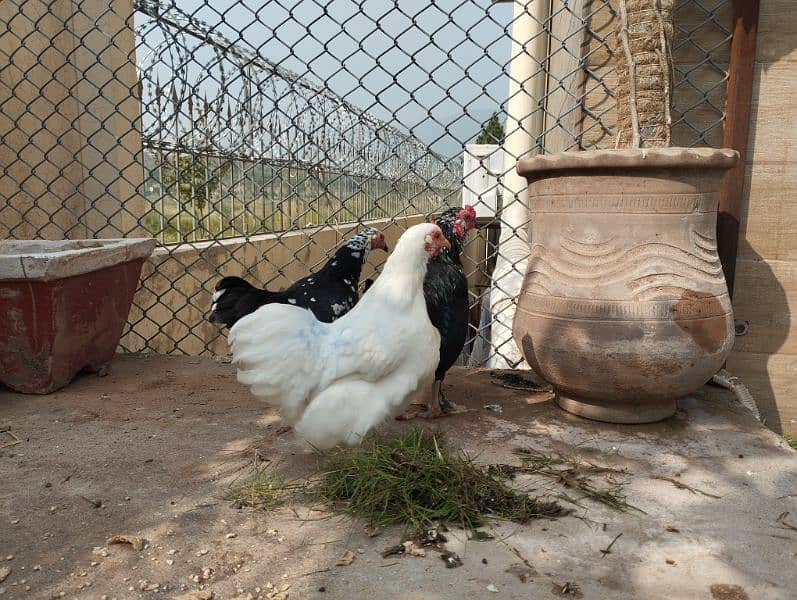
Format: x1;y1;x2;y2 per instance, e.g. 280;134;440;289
161;154;218;211
476;112;504;145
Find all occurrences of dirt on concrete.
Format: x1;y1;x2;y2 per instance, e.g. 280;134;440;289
1;355;796;599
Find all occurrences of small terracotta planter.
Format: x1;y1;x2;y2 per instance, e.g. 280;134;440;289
0;238;156;394
513;148;738;423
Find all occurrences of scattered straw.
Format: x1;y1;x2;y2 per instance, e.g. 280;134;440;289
599;532;623;558
226;462;307;510
651;475;721;499
492;449;640;513
0;427;21;449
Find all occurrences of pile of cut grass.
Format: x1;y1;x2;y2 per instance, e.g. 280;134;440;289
314;429;567;533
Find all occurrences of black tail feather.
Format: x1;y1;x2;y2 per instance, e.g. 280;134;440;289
215;276;255;292
209;276;274;328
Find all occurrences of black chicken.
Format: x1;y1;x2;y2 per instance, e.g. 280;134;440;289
209;227;387;328
400;204;478;419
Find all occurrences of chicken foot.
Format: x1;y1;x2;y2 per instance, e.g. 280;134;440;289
396;380;457;420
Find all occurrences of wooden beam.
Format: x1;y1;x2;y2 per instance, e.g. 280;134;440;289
717;0;761;297
544;0;589;153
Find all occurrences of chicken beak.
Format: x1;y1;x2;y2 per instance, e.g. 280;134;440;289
441;238;451;251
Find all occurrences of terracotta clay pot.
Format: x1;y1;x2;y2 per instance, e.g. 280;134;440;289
513;148;738;423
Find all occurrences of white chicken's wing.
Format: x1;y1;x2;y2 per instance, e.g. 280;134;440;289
229;302;407;424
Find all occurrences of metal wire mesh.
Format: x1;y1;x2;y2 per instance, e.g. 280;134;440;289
0;0;733;362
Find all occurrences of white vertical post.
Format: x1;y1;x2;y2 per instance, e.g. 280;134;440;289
462;143;503;218
462;144;502;367
487;0;550;369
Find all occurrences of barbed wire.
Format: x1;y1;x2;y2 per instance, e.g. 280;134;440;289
1;0;733;361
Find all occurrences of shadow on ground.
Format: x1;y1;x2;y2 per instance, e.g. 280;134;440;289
0;355;795;599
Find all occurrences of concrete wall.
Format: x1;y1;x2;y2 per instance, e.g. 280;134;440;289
0;0;144;240
120;216;426;356
726;0;797;435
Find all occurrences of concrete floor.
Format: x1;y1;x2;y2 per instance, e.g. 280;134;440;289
0;354;795;600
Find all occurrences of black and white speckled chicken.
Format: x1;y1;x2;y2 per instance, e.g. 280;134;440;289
209;227;387;328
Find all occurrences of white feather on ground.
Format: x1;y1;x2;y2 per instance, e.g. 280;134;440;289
229;223;443;448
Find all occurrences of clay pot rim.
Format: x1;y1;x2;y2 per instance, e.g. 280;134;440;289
517;147;739;180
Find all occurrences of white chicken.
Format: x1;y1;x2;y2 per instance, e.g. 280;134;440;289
229;222;451;448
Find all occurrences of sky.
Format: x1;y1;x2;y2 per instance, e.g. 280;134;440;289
136;0;514;158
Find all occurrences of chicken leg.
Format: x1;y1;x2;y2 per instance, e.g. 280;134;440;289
396;380;453;420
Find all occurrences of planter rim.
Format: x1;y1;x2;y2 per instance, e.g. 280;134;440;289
0;237;157;282
517;147;739;179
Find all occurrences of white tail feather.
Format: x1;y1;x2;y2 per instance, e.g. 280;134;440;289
229;303;325;423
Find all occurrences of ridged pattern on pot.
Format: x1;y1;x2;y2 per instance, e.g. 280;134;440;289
526;226;728;304
513;149;737;423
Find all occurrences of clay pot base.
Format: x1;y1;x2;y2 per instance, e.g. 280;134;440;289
555;393;677;424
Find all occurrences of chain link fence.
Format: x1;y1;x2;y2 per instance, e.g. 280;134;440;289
1;0;733;363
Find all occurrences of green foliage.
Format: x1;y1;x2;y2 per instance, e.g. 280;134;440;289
160;154;220;211
143;157;447;243
476;112;504;145
315;429;566;534
227;464;288;510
